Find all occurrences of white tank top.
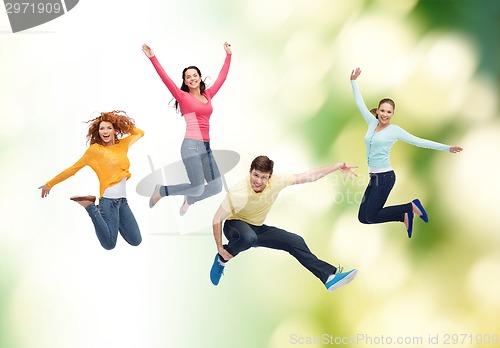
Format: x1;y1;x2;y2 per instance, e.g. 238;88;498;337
103;177;127;199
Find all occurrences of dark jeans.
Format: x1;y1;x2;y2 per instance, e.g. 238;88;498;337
86;198;142;250
222;220;337;284
358;170;412;224
160;138;222;205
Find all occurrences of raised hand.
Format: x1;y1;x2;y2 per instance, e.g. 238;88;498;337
223;42;232;54
142;44;154;58
350;68;362;81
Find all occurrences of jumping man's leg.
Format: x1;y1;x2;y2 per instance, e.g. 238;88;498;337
254;225;357;291
210;220;258;285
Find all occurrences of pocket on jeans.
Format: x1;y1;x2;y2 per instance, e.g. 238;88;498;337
182;140;200;157
184;139;199;150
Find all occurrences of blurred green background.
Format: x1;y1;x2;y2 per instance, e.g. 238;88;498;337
1;0;499;347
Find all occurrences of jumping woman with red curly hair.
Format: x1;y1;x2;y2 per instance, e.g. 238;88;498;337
39;111;144;250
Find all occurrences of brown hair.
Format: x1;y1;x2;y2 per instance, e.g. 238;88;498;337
85;110;135;145
370;98;395;119
174;66;207;115
250;155;274;175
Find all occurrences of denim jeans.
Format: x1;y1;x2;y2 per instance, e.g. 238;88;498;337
160;138;222;205
85;198;142;250
222;220;337;284
358;170;412;224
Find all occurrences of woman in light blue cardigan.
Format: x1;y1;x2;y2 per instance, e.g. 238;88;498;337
350;68;462;238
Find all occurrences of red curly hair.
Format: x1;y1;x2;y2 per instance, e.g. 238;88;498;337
86;110;136;145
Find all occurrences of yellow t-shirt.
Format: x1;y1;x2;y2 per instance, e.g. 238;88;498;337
46;127;144;198
221;173;294;226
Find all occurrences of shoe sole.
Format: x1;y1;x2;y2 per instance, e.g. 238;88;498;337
328;269;358;292
70;195;96;202
149;185;162;208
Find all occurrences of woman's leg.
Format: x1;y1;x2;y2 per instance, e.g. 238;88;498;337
85;198;120;250
358;180;372;224
186;141;222;205
159;139;206;198
117;198;142;247
364;171;412;224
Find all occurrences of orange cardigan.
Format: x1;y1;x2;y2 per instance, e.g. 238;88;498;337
46;127;144;198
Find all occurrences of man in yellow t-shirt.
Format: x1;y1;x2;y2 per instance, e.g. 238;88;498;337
210;155;359;292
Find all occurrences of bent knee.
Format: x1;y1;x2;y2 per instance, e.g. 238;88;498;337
358;214;371;224
129;237;142;247
241;234;258;247
286;234;307;248
358;218;370;224
101;243;116;251
190;185;205;197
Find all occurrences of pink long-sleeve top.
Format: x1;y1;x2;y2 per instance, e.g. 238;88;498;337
148;53;231;141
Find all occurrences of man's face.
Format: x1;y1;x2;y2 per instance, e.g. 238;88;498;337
249;169;271;193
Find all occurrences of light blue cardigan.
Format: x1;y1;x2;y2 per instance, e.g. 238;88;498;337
351;80;450;172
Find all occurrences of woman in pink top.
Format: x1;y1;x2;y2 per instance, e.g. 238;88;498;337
142;43;232;215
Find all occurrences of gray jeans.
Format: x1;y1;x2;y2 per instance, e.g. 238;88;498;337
160;138;222;205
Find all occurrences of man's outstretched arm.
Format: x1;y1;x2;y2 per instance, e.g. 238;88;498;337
291;162;358;185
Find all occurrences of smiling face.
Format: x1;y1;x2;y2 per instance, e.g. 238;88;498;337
98;121;116;145
376;101;395;126
249;169;271;193
183;68;201;91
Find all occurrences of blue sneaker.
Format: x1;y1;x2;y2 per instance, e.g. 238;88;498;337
210;254;225;286
407;211;414;238
412;199;428;223
325;269;358;292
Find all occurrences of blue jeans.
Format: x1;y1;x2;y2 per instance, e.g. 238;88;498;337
85;198;142;250
358;171;412;224
222;220;337;283
160;138;222;205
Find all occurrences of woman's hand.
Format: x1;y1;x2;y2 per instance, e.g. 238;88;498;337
39;184;51;198
223;42;232;54
350;67;362;80
142;44;154;58
450;146;463;153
